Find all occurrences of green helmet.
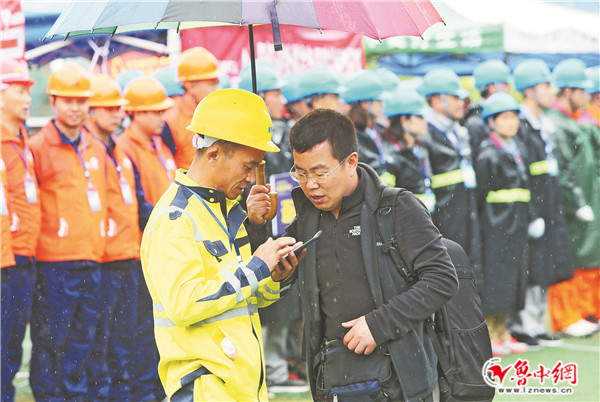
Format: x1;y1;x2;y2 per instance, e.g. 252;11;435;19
152;67;184;97
513;59;551;91
238;60;284;93
342;70;386;103
297;66;345;99
473;60;511;89
419;68;469;98
587;66;600;94
552;58;592;90
481;92;519;121
377;68;401;92
384;88;428;118
282;74;303;104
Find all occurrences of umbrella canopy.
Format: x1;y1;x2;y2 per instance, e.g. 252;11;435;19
45;0;443;92
46;0;443;41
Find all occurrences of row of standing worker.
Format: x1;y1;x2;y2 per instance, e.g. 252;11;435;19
1;45;599;400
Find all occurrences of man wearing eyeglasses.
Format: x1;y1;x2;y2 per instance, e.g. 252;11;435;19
250;109;458;400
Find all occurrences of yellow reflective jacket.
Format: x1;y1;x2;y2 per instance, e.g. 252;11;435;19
141;170;281;400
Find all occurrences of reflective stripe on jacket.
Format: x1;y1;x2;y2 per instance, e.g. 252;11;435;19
29;122;107;262
0;123;41;257
140;170;281;400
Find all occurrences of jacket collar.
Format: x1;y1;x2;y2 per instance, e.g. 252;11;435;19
0;122;27;144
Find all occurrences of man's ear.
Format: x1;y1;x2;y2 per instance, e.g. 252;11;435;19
347;151;359;169
205;144;220;163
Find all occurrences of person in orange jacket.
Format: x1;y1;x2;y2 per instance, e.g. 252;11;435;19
115;75;175;401
163;47;220;169
85;74;145;400
0;58;40;402
27;62;109;400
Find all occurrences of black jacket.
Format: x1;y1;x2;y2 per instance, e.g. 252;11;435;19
285;163;458;401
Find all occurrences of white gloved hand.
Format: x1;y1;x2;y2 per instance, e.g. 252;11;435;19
528;218;546;239
575;205;595;222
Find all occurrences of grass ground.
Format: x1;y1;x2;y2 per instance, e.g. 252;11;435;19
14;329;599;401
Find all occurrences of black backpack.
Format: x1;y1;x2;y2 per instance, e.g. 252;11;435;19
376;187;495;402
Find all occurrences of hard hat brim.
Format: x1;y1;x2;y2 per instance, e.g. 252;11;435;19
125;97;174;112
47;89;94;97
178;72;220;82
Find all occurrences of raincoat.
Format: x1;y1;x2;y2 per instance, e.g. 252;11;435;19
140;170;282;400
475;134;531;314
518;108;574;285
545;106;600;268
382;138;436;213
424;115;482;274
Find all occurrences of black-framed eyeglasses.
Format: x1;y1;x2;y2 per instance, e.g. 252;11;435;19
289;156;348;183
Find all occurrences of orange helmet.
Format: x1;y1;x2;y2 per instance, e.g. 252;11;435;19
47;62;93;97
89;74;127;107
177;47;219;82
123;76;174;112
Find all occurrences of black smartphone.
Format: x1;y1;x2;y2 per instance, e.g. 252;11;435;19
292;229;323;257
279;230;323;269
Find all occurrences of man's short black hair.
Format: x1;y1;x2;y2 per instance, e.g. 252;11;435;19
289;109;357;162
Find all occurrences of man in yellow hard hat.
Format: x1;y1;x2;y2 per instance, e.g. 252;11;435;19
163;47;221;169
140;88;302;400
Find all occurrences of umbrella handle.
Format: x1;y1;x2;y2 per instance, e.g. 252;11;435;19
256;161;278;221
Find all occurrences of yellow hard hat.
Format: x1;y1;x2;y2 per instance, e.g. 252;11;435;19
187;88;279;153
123;76;174;112
178;47;219;82
89;74;128;107
46;62;93;97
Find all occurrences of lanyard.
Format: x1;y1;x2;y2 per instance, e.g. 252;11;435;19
9;142;31;175
489;133;525;172
366;127;386;171
150;136;173;181
73;132;93;186
430;124;467;158
413;145;433;189
537;118;555;159
191;189;243;263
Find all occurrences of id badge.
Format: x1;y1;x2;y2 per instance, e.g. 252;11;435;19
119;177;134;205
461;159;477;189
24;173;38;204
0;182;7;216
86;185;102;212
547;155;559;177
424;188;437;214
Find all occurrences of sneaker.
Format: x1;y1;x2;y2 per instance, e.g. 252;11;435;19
562;319;599;338
536;333;563;347
510;332;542;350
491;340;509;356
268;374;310;394
504;336;528;354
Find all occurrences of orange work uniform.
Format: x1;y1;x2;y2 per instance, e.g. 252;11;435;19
29;121;108;262
1;158;15;268
1;123;41;258
100;134;141;262
163;96;197;169
548;268;600;330
116;125;176;206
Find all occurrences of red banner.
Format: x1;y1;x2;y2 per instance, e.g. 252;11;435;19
181;24;364;86
1;0;25;60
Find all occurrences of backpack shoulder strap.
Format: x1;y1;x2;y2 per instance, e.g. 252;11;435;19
376;187;454;381
376;186;415;283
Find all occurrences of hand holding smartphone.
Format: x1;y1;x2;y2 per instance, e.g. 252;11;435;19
279;230;322;270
